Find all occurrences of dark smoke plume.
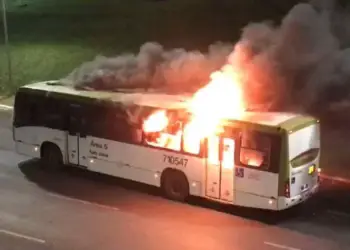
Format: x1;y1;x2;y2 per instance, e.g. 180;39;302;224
63;42;233;94
232;0;350;115
63;0;350;117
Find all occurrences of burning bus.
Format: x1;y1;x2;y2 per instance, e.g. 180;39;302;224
12;77;320;210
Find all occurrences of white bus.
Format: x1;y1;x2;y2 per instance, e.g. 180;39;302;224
13;81;321;210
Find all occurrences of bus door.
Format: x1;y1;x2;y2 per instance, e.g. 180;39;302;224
205;135;235;202
67;104;88;167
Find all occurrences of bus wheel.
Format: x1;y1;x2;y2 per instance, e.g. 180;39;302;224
161;169;189;202
40;143;63;171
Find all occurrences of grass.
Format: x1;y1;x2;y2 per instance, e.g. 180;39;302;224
0;44;97;93
0;0;297;95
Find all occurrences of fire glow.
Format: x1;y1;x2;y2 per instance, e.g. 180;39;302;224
142;60;247;153
143;110;168;133
188;64;246;136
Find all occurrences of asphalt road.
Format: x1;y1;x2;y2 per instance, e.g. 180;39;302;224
1;111;350;250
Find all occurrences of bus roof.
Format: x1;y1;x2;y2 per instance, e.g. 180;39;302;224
20;80;191;110
20;81;318;131
237;112;318;132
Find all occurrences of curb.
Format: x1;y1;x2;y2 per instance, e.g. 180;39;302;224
1;103;350;185
0;104;13;111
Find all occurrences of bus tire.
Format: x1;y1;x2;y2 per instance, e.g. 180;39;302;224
40;143;63;171
161;169;189;202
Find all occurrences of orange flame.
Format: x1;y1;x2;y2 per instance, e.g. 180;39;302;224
143;110;168;133
142;60;246;156
186;64;246;138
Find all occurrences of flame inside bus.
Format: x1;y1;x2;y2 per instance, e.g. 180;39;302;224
142;64;247;159
143;110;168;133
187;65;245;137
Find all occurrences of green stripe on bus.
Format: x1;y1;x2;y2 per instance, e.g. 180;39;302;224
279;116;318;132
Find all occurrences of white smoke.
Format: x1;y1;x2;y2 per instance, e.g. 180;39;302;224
63;0;350;117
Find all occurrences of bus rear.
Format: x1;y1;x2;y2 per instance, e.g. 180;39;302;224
280;119;320;209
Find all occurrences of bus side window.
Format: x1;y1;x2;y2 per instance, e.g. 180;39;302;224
85;105;108;138
15;94;31;125
111;117;142;144
222;137;235;169
28;99;44;126
87;106;141;144
239;131;271;169
14;92;26;126
143;119;182;151
144;130;182;151
182;122;203;155
183;134;200;155
44;97;65;130
207;135;219;165
68;105;83;133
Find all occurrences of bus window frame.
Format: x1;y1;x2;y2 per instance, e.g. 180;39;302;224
83;102;142;144
240;130;271;170
141;119;205;158
13;90;46;128
235;129;281;174
14;89;202;157
43;96;68;130
203;127;239;167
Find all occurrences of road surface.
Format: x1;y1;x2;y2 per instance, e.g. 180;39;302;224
0;111;350;250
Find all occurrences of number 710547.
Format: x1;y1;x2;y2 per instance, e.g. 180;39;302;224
163;155;188;167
